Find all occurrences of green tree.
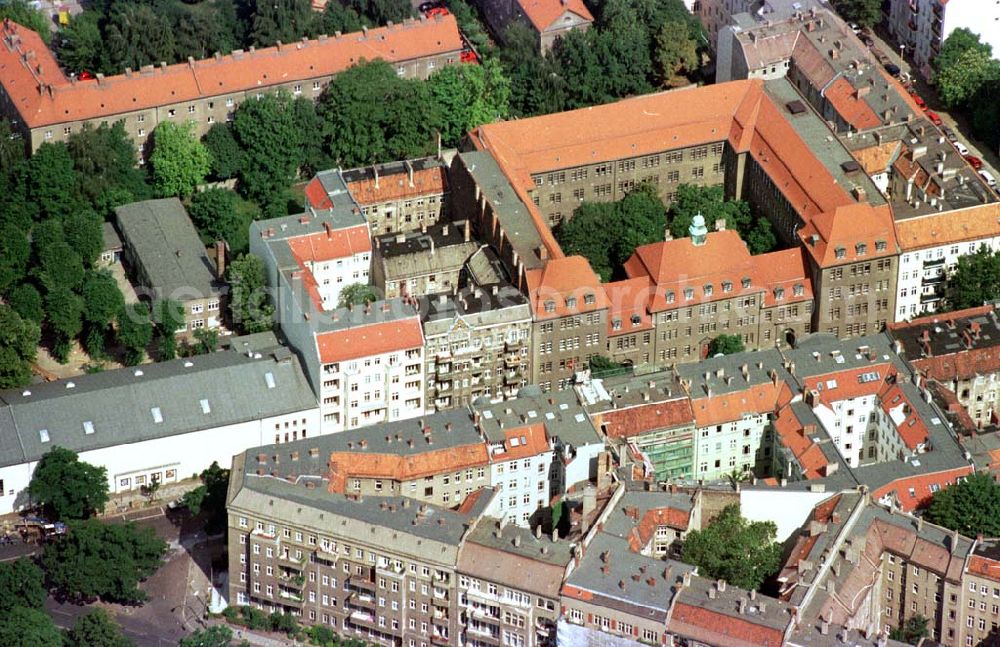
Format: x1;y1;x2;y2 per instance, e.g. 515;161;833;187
337;283;379;308
193;327;219;354
44;286;85;362
227;253;274;333
555;201;616;281
8;284;43;324
37;239;85;290
0;558;46;613
933;28;992;79
232;92;304;213
946;246;1000;310
889;614;929;645
0;223;30;294
0;0;50;34
0;304;40;389
149;121;211;198
681;504;781;590
318;1;363;35
745;217;778;255
103;4;177;72
345;0;414;25
54;11;104;75
179;626;235;647
499;23;566;117
28;446;109;520
708;334;745;356
189;188;249;253
317;60;441;168
65;609;135;647
249;0;315;47
151;298;184;360
594;2;653;100
201;123;245;182
81;270;125;328
667;184;773;252
117;301;154;366
28;143;81;220
0;607;63;647
934;47;1000;109
64;209;105;267
67;122;149;213
654;20;699;86
924;472;1000;536
830;0;881;28
428;50;510;146
42;518;168;603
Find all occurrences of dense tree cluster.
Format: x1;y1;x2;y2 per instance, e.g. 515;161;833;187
499;0;705;117
555;183;774;282
28;446;110;520
944;246;1000;311
681;504;782;591
180;461;230;534
931;30;1000;152
708;334;745;356
924;472;1000;536
52;0;414;76
829;0;880;28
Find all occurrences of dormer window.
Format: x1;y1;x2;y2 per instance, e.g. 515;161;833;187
722;281;733;293
584;293;596;305
741;277;751;289
631;314;641;326
704;285;713;296
566;296;577;309
875;240;887;252
666;291;675;304
612;318;622;331
774;287;785;300
544;300;555;313
835;247;846;259
793;284;805;297
684;288;694;300
856;243;867;256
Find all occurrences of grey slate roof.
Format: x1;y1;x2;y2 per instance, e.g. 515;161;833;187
601;489;695;539
472;389;601;448
458;521;574;599
565;532;694;619
101;221;122;252
0;345;317;467
114;198;222;299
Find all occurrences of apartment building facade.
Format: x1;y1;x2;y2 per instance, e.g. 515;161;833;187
0;17;464;152
422;285;532;411
342;158;449;236
885;0;1000;76
476;0;593;54
373;222;479;300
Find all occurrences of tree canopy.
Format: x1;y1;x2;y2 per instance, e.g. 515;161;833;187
42;518;168;604
889;615;929;645
708;334;745;356
0;305;40;389
179;626;237;647
0;607;63;647
227;254;274;334
180;461;230;534
924;472;1000;536
830;0;880;28
0;559;46;614
338;283;379;309
28;446;109;520
668;184;776;254
681;504;781;590
556;183;667;281
946;246;1000;311
65;609;135;647
0;0;50;34
149;121;211;198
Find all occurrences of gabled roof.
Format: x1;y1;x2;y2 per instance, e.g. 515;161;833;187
690;380;794;427
525;255;607;319
516;0;593;33
0;17;463;129
593;399;695;440
893;203;1000;251
315;316;424;363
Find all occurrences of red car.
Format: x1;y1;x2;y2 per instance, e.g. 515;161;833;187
926;110;942;126
425;6;449;17
910;93;926;110
460;49;478;63
78;70;95;80
965;155;983;170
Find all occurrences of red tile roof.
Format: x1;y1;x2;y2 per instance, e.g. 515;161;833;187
670;602;787;647
968;554;1000;584
0;16;463;129
771;405;830;479
346;166;448;205
316;318;424;363
824;77;881;130
871;464;974;513
603;277;654;335
691;380;793;427
893;203;1000;252
496;423;550;461
305;177;333;211
800;363;897;403
627;506;692;551
516;0;593;33
593;399;694;440
525;255;607;319
327;443;489;490
879;382;929;450
286;225;372;263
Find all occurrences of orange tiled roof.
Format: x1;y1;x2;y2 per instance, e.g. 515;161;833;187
525;255;607;319
871;464;974;513
496;423;550;461
305;177;333;211
327;443;489;489
670;601;787;647
0;16;463;129
347;166;448;205
911;347;1000;385
850;140;901;175
879;382;929;450
286;225;372;263
824;77;881;131
771;405;829;479
594;399;694;440
316;318;424;363
800;363;897;403
893;203;1000;251
690;380;793;427
968;555;1000;584
603;277;653;335
516;0;593;33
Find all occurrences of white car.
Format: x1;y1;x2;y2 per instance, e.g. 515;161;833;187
848;22;861;34
980;169;998;190
954;142;969;156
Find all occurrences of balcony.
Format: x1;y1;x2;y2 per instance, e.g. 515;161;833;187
431;633;450;646
348;590;376;607
349;575;377;592
349;609;376;625
464;603;500;621
278;589;304;605
278;552;305;569
467;626;501;644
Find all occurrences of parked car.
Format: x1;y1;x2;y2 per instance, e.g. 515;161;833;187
848;22;861;34
424;6;449;17
941;125;958;142
884;62;901;76
981;169;998;190
966;155;983;170
954;142;969;156
909;93;926;110
925;111;942;126
418;1;444;10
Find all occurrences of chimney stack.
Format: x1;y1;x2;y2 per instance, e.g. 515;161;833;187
214;240;226;278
